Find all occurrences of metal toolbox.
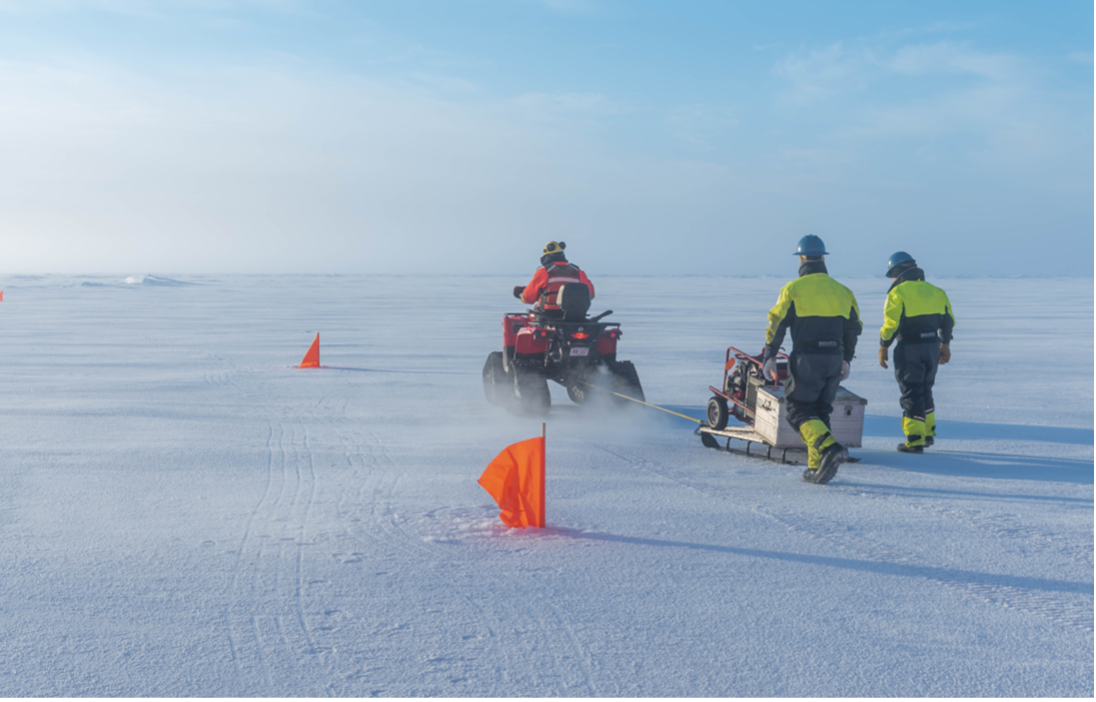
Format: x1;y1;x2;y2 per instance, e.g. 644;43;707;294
753;385;867;448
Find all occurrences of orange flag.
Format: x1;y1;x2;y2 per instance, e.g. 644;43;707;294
478;426;546;528
299;334;320;368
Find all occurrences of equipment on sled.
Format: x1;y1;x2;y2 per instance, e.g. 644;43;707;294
482;283;644;417
697;346;866;464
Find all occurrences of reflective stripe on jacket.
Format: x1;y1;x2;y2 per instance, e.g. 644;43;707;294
520;263;594;309
880;273;955;348
765;263;862;363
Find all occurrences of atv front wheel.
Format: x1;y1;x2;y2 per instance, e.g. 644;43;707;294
513;370;551;417
482;352;513;406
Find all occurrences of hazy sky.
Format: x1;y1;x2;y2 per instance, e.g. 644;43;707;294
0;0;1091;276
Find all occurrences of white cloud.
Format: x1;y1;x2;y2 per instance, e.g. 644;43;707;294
0;59;732;274
772;40;1090;179
1066;50;1093;64
775;40;1026;103
884;41;1021;80
773;42;871;104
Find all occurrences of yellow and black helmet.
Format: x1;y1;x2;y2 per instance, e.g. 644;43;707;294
542;241;566;256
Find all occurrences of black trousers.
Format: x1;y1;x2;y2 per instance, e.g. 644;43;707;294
894;341;940;419
784;352;843;431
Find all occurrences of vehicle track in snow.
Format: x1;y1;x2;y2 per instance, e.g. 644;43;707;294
323;418;598;696
225;417;330;696
584;440;1094;634
330;421;522;695
200;353;254;398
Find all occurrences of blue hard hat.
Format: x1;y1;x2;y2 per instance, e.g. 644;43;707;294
886;251;916;277
794;234;828;257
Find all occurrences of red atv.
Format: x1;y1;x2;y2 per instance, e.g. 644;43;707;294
482;283;644;416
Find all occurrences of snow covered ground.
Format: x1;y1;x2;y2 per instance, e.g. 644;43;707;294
0;273;1090;697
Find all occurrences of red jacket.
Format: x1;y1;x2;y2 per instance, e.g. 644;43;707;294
521;261;594;309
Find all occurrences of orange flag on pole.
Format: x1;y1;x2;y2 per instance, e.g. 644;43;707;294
299;334;320;368
478;424;546;528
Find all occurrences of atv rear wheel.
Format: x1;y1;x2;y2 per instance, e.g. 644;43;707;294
706;396;729;430
610;360;644;404
566;383;587;404
513;369;551;417
482;352;513;406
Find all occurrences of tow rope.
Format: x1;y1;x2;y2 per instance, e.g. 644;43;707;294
578;380;703;424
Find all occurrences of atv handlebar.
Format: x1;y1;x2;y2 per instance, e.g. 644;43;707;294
590;310;613;322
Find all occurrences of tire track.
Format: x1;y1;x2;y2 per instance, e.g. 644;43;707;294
226;418;330;696
324;418;596;696
323;420;524;695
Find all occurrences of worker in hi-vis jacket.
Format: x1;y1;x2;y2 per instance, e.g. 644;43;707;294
763;235;863;485
878;252;956;453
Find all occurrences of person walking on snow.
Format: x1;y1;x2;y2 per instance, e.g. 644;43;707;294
763;235;863;484
878;252;956;453
513;241;595;318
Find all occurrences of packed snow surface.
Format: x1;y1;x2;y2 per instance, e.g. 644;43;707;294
0;274;1091;697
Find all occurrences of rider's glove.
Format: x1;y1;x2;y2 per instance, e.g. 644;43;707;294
762;358;777;382
841;360;850;381
513;286;524;300
760;346;778;382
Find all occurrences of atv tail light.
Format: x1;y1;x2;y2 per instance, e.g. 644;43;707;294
570;332;590;339
604;330;620;339
536;330;550;339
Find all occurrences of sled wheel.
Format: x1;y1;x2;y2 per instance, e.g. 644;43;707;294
482;352;511;406
513;370;551;417
610;360;645;404
706;396;729;430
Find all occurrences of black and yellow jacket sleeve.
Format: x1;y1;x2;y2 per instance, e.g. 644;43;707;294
765;265;863;363
879;270;955;348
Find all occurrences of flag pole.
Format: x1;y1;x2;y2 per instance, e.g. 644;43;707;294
539;422;546;528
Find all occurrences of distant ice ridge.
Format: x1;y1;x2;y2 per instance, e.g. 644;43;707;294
123;274;193;286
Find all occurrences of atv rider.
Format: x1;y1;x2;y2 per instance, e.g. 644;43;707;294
878;252;956;454
513;241;595;319
762;235;862;484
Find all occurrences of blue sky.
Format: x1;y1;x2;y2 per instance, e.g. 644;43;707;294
0;0;1091;276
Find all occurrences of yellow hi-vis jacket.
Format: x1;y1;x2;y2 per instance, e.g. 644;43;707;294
879;272;955;348
765;263;862;363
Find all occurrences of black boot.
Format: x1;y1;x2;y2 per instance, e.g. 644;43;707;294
924;436;934;447
803;443;847;485
897;443;923;454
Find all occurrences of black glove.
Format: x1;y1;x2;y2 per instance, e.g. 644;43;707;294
513;286;524;300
